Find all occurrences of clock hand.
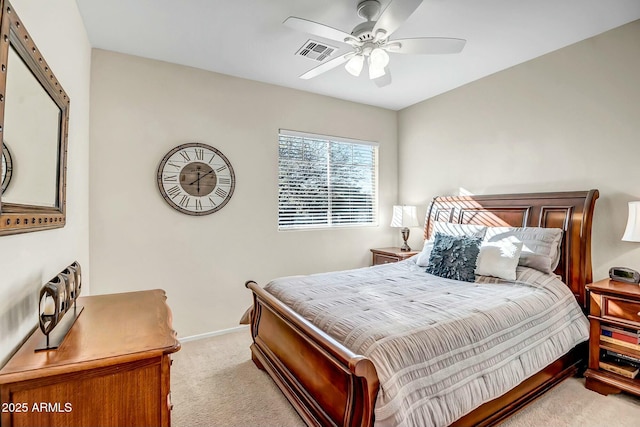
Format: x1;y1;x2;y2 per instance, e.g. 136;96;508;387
188;169;214;186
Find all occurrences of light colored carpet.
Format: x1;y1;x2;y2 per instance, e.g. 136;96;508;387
171;330;640;427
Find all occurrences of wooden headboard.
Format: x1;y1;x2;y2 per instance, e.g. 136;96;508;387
423;190;599;307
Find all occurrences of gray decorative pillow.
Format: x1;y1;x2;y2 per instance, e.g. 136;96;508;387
433;221;487;239
417;223;486;267
426;232;481;282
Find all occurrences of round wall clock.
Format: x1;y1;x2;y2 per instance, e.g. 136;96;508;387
157;143;235;215
1;142;13;193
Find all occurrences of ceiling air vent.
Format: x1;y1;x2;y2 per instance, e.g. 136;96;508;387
295;39;337;62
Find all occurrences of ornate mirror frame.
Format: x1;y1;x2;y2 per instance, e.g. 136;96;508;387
0;0;70;236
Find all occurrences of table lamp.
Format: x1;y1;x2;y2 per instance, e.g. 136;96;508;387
622;201;640;242
390;205;419;251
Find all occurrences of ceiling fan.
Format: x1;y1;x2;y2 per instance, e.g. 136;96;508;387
284;0;465;87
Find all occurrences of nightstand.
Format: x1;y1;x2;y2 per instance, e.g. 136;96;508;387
584;278;640;397
370;247;419;266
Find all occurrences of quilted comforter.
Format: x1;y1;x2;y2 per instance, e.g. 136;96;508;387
264;259;589;427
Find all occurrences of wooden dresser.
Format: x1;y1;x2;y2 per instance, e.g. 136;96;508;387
0;290;180;427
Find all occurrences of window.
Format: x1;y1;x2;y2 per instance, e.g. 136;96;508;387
278;130;378;230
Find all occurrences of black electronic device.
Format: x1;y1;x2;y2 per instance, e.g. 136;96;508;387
609;267;640;284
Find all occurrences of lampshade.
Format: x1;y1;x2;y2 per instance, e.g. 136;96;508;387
390;205;419;228
345;54;364;77
622;201;640;242
369;48;390;68
368;61;385;80
368;65;385;80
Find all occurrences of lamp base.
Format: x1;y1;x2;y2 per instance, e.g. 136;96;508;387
401;227;411;251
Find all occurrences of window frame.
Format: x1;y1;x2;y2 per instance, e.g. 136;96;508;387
277;129;379;231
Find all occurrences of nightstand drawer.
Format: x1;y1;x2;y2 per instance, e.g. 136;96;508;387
370;248;419;266
602;295;640;326
373;254;398;265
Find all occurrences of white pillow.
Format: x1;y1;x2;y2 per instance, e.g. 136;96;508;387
475;240;524;281
483;227;563;274
415;241;434;267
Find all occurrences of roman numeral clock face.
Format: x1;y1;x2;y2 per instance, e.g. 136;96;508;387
1;142;13;193
157;143;235;215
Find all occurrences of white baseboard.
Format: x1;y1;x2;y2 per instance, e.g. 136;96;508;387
178;325;249;343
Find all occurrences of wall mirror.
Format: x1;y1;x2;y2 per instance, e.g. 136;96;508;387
0;0;70;236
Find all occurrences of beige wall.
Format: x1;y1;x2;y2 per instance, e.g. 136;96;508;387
0;0;91;365
89;50;398;339
398;20;640;281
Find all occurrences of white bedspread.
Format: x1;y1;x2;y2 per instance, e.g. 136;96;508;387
264;260;589;427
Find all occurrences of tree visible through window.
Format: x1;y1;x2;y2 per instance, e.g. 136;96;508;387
278;130;378;230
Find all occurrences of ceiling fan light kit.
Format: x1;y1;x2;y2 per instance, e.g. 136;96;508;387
345;46;389;78
283;0;466;86
368;59;386;79
370;48;389;68
345;54;364;76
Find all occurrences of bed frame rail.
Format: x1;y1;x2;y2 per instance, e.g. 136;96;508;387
245;280;379;427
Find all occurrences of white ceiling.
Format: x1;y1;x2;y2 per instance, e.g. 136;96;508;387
74;0;640;111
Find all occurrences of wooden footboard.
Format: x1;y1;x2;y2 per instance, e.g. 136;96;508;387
246;280;379;427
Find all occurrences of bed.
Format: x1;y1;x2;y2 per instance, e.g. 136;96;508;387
245;190;599;427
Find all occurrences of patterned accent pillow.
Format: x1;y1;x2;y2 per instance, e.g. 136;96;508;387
416;222;487;267
426;232;482;282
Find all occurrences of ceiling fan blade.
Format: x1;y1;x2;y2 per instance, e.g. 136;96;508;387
299;52;354;80
391;37;466;54
373;0;423;37
373;68;392;88
283;17;354;44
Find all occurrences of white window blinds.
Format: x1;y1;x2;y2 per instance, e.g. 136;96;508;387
278;130;378;230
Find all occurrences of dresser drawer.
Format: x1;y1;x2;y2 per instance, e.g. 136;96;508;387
373;254;398;265
602;295;640;326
